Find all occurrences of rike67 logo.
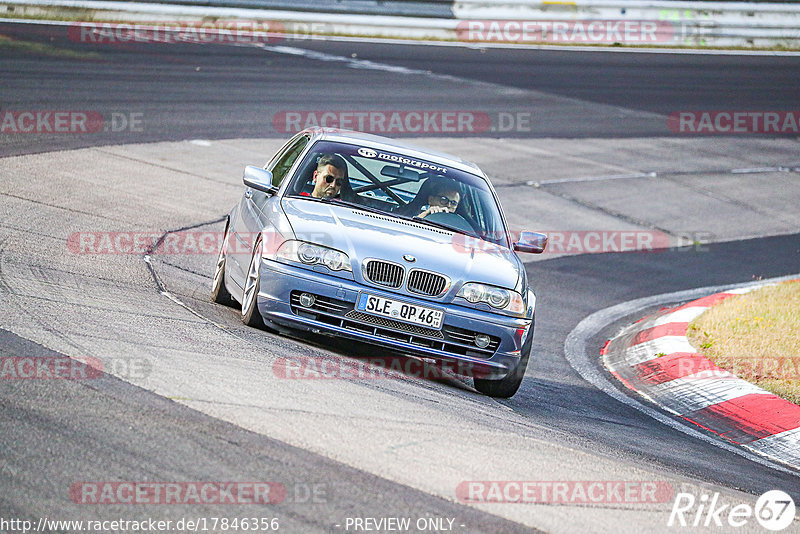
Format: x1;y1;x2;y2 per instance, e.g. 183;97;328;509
668;490;796;531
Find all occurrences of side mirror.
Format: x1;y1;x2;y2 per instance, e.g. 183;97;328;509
243;166;278;195
513;231;548;254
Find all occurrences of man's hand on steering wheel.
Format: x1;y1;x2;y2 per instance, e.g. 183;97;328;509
418;205;452;218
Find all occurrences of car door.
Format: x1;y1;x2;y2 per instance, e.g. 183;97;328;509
228;134;310;287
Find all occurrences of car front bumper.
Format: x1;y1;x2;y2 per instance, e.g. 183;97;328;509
255;258;533;380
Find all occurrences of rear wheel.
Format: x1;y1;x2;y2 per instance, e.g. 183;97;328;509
241;238;266;328
211;222;234;306
473;321;534;398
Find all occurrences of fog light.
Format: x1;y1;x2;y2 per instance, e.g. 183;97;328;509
474;334;491;349
299;293;316;308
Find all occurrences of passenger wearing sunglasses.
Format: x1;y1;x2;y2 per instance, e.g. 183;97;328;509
309;154;348;199
416;179;461;219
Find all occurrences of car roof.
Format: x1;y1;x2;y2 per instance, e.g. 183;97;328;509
303;127;486;177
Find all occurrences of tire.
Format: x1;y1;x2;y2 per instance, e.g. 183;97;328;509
211;222;234;306
473;319;534;398
241;238;266;328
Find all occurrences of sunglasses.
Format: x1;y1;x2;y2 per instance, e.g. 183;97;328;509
323;175;344;185
435;196;459;208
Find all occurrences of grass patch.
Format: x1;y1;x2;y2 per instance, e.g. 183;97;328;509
0;33;103;59
688;280;800;405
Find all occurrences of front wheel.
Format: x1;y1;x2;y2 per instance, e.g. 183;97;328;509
241;238;266;328
211;222;234;306
473;322;533;398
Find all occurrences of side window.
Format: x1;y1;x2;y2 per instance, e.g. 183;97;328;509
269;136;309;187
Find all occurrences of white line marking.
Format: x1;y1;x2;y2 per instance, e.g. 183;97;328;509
750;427;800;464
649;377;769;414
652;307;708;326
531;172;657;186
255;43;528;96
622;336;697;366
731;166;800;174
727;286;763;294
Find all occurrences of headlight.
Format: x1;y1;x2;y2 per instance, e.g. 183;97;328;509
487;287;510;309
297;243;322;264
322;248;348;271
275;240;352;272
457;283;525;314
460;283;486;303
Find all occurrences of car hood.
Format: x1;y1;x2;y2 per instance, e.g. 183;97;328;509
281;198;522;291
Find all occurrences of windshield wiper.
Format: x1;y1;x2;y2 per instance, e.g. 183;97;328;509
410;216;481;239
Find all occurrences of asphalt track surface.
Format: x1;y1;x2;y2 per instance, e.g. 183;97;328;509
1;21;800;156
1;21;800;533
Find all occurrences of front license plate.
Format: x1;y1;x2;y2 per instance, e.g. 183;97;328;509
357;293;443;330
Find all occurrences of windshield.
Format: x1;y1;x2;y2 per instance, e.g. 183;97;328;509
285;140;509;247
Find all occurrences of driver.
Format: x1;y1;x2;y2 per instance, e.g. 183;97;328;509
415;178;461;219
307;154;348;199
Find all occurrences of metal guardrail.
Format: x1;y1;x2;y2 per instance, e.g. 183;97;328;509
2;0;799;47
452;0;800;46
98;0;456;17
